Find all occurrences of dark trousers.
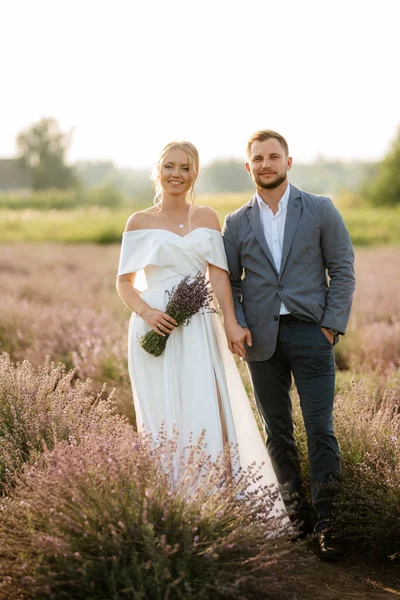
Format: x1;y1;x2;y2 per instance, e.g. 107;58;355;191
247;320;340;528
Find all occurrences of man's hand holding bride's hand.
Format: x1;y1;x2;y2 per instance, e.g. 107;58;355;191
138;304;177;337
225;321;252;358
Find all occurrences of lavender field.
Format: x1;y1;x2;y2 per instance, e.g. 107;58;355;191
1;243;398;410
0;242;399;598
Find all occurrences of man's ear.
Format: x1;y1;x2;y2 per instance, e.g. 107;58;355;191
245;162;251;174
287;156;293;171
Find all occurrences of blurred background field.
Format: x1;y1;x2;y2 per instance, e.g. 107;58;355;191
1;242;398;410
1;117;400;246
1;190;400;245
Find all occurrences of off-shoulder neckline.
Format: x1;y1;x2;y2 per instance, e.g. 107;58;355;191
122;227;221;240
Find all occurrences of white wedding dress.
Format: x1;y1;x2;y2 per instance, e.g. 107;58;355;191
118;227;284;510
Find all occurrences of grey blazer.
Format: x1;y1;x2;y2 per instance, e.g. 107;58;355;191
222;185;356;361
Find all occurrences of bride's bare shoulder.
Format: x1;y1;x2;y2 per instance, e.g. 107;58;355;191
191;205;221;232
124;206;160;232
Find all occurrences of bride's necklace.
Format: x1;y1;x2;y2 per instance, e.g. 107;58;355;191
162;208;189;229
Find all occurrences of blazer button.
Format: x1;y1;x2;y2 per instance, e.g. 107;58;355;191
278;285;283;291
274;315;279;321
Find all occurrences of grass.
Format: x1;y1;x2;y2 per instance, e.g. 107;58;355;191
0;186;125;211
0;207;128;243
0;192;399;245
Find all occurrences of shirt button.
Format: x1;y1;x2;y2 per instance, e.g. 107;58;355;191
278;285;283;291
274;315;279;321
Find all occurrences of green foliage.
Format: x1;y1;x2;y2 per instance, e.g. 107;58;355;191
198;159;252;193
0;186;125;211
72;157;376;198
75;160;117;186
339;206;400;246
84;185;125;209
16;117;78;190
195;157;375;196
76;160;154;199
0;194;399;245
363;126;400;206
290;158;375;196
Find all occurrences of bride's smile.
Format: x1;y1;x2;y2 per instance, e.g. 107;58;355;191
160;148;193;197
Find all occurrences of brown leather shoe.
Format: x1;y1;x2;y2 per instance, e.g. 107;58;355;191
317;529;344;562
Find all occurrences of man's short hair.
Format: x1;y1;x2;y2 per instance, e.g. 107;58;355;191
246;129;289;157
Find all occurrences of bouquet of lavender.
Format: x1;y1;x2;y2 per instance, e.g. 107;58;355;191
139;272;215;357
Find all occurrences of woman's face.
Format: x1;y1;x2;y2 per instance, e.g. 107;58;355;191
159;148;193;196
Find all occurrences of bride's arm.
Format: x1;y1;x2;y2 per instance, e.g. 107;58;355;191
116;213;177;337
116;271;144;314
196;207;252;357
208;265;252;358
116;272;177;337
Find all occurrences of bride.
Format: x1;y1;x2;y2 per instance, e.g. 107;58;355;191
116;141;284;510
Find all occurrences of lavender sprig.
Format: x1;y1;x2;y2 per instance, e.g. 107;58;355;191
139;272;215;357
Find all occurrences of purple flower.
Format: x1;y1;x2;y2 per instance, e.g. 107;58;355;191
139;273;215;357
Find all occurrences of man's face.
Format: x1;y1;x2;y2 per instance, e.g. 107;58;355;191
246;138;292;190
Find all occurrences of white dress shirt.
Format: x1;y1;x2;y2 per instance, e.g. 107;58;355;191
256;183;291;315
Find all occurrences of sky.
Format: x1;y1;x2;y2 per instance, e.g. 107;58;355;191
1;0;399;169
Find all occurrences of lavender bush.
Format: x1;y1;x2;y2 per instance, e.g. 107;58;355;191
0;429;310;600
293;381;400;558
334;246;400;389
139;273;215;357
0;244;133;420
333;383;400;557
0;354;126;494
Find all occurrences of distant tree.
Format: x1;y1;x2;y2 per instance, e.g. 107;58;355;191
75;161;153;202
75;160;117;188
290;160;376;196
198;159;252;193
363;126;400;206
195;157;374;196
16;118;77;190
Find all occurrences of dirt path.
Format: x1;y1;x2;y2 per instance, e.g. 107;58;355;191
301;556;400;599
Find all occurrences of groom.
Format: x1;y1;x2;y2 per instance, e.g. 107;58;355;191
222;129;355;562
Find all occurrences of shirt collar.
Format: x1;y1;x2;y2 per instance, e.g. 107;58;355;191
256;182;291;212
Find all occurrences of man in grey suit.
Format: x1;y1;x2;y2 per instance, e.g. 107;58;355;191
222;129;355;561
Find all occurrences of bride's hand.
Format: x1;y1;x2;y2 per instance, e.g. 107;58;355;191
138;304;177;337
225;321;252;358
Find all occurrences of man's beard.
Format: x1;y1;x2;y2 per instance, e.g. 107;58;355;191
256;172;287;190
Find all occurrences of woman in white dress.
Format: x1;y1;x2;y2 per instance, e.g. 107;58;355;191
116;141;284;507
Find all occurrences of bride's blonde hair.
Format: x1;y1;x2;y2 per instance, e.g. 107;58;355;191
152;141;200;205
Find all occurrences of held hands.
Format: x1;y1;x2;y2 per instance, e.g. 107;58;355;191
225;321;252;359
138;304;177;337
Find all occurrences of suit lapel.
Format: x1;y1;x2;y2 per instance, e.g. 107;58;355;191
280;186;302;276
247;196;278;273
